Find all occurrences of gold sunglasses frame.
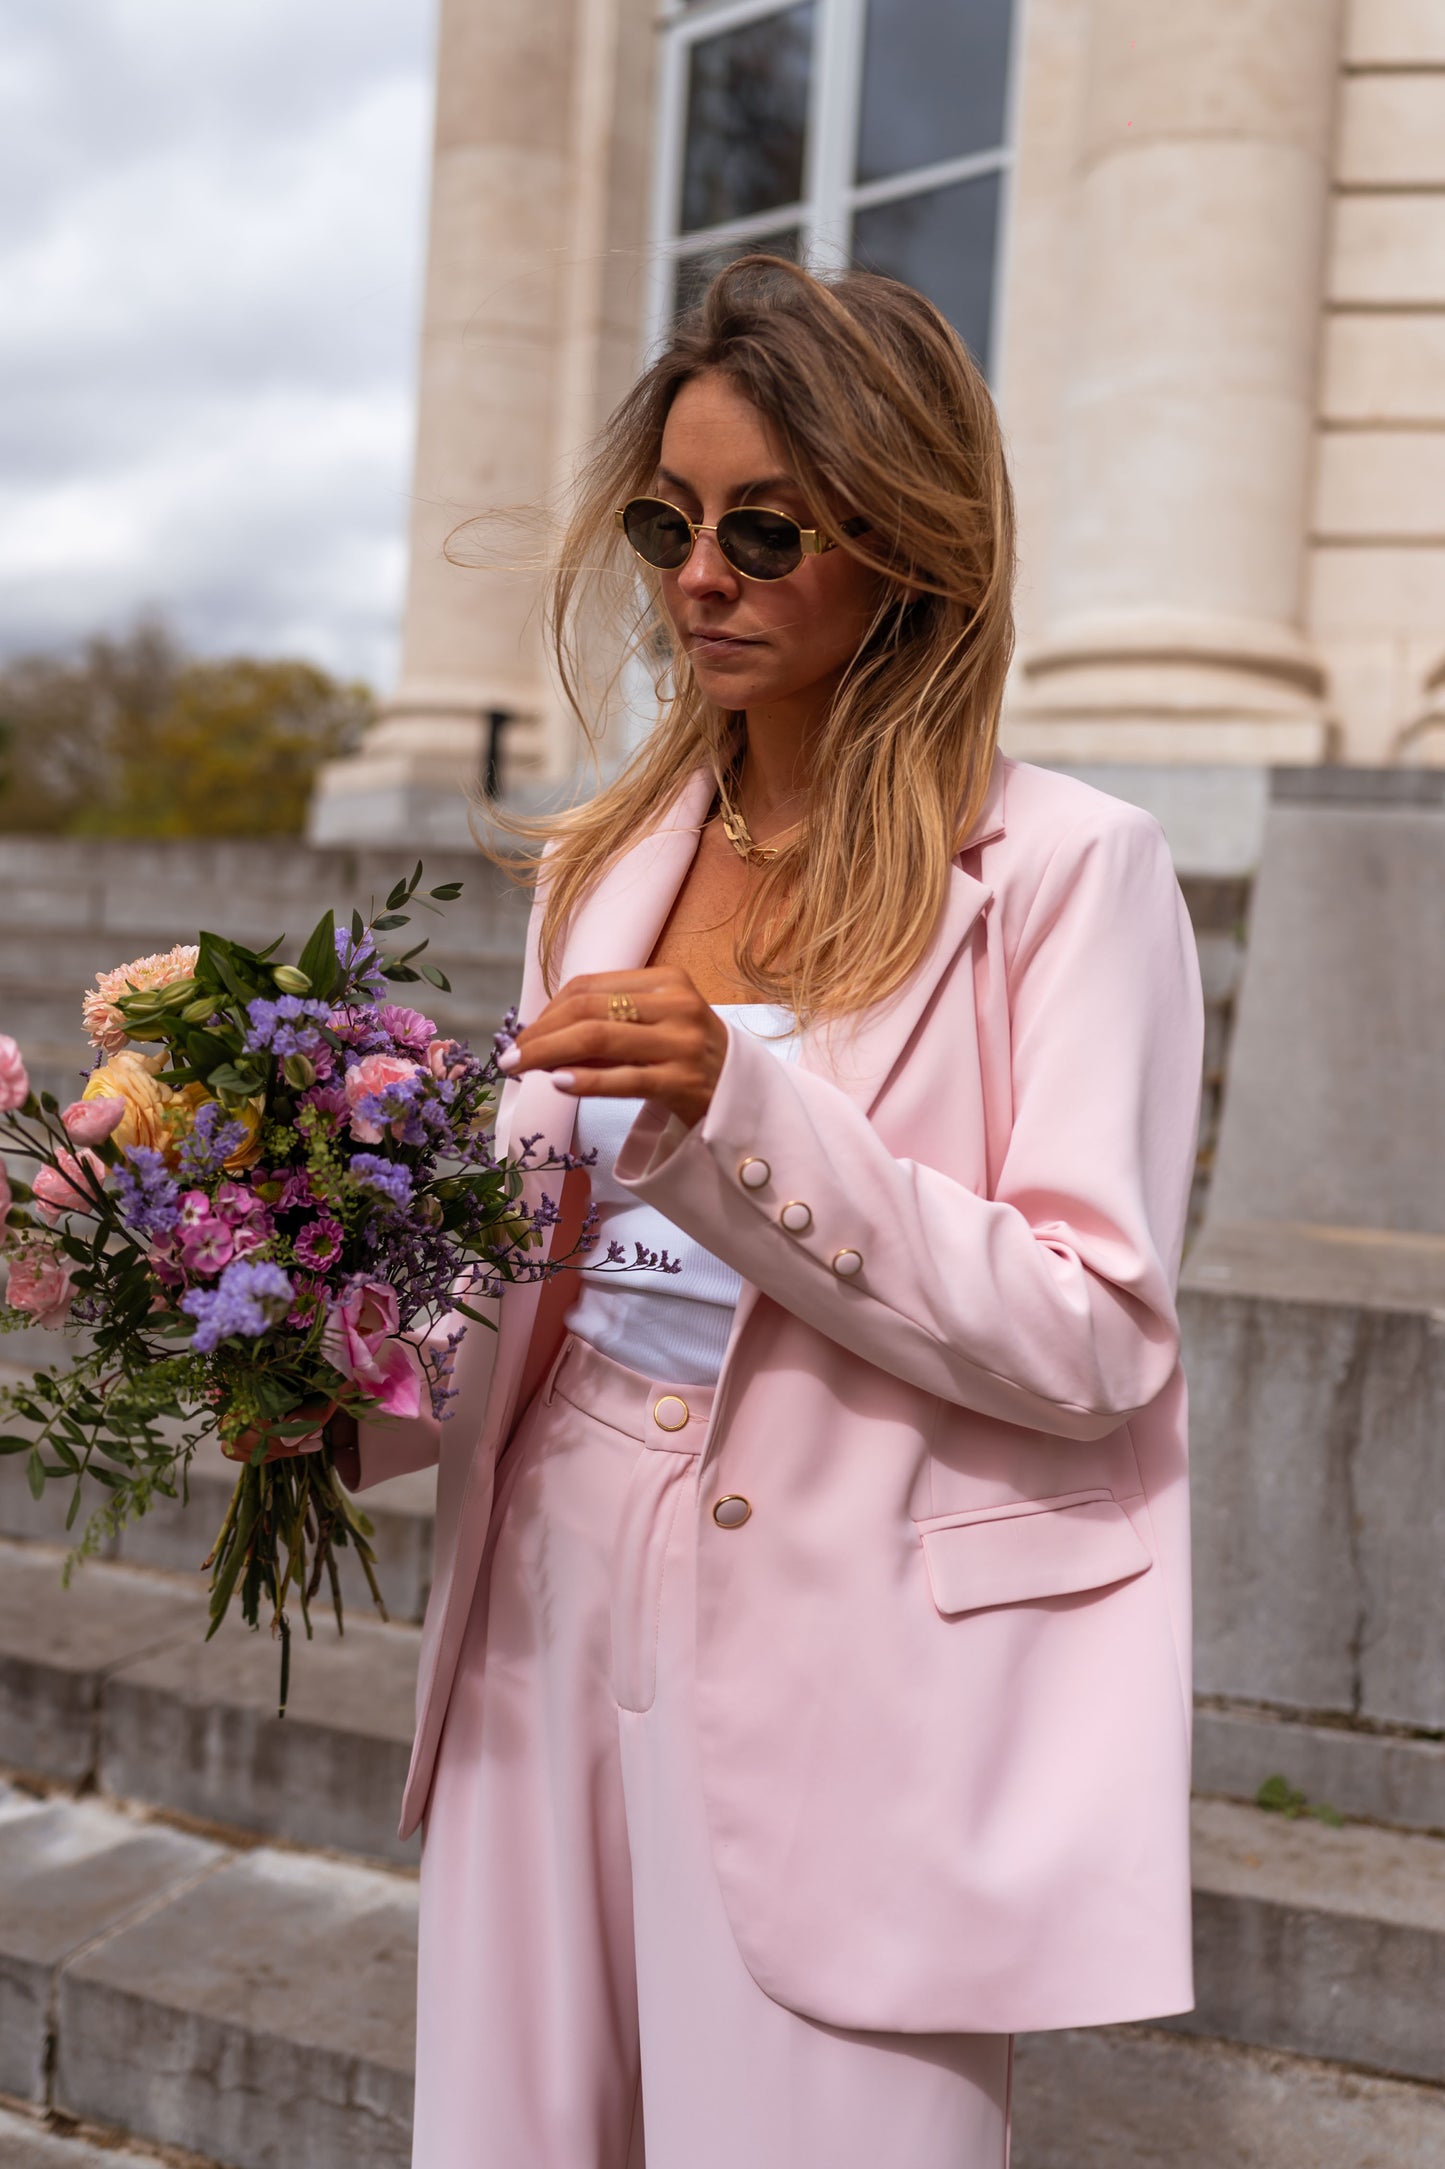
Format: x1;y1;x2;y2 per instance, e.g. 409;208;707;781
614;496;860;582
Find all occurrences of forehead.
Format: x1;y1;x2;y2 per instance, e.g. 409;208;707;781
657;371;794;490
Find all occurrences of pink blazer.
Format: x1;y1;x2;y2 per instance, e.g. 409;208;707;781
351;754;1205;2034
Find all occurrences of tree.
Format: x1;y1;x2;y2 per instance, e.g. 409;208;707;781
0;619;374;837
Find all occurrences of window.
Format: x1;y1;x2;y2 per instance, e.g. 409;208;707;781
649;0;1019;374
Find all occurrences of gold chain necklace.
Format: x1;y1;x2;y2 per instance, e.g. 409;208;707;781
713;763;804;867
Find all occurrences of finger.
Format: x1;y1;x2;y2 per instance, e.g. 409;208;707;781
549;1063;703;1100
510;1016;694;1076
518;981;693;1046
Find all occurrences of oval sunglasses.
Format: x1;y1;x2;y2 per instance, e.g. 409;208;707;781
615;495;870;583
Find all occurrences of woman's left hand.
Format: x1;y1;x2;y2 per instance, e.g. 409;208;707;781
499;967;729;1129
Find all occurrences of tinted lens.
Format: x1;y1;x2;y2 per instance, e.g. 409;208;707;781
622;498;694;569
718;507;804;579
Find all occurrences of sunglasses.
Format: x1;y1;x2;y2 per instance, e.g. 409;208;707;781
615;495;869;582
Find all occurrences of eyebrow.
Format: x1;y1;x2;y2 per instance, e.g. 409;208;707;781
655;465;802;503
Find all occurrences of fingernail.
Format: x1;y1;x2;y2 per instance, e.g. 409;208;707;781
553;1071;578;1090
497;1045;521;1074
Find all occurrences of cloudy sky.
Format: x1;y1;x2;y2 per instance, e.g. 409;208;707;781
0;0;437;690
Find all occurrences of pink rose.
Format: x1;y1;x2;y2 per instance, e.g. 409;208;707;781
344;1053;421;1144
425;1037;468;1082
321;1277;421;1419
32;1147;108;1223
61;1096;127;1146
0;1035;29;1112
6;1245;75;1327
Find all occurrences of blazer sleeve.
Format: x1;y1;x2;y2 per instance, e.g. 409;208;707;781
613;807;1204;1439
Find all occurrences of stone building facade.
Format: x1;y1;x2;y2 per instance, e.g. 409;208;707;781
309;0;1445;865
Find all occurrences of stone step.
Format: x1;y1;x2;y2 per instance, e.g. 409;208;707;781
1195;1697;1445;1838
0;2103;213;2168
0;1782;414;2169
1183;1794;1445;2086
1012;2023;1445;2168
0;1539;418;1867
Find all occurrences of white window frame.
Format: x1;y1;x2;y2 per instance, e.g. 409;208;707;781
644;0;1025;377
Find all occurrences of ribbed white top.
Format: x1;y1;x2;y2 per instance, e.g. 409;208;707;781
563;1004;799;1385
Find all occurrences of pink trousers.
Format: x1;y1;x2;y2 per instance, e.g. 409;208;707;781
412;1333;1013;2168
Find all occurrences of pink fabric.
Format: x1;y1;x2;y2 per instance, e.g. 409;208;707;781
351;755;1205;2034
413;1333;1011;2169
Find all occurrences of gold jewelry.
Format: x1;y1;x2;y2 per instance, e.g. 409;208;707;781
713;762;803;867
607;991;641;1023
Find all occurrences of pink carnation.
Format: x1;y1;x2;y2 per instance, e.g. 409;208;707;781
0;1035;29;1112
61;1096;127;1146
6;1245;75;1327
344;1053;421;1144
32;1148;108;1223
320;1278;421;1418
82;944;198;1054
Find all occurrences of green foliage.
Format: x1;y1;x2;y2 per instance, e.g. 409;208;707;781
0;616;373;837
1256;1774;1345;1828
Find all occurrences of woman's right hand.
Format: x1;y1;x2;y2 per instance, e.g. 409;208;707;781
221;1396;336;1465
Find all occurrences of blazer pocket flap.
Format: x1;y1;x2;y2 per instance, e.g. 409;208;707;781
919;1495;1151;1615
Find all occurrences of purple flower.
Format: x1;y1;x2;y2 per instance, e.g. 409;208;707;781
176;1099;249;1179
113;1148;180;1237
244;995;331;1060
347;1153;413;1210
181;1259;294;1353
294;1215;345;1270
335;928;388;999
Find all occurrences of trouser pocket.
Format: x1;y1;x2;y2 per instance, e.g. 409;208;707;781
610;1447;695;1714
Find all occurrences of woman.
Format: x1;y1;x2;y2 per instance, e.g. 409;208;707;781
318;257;1202;2165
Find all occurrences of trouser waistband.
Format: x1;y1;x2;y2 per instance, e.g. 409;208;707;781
544;1331;716;1453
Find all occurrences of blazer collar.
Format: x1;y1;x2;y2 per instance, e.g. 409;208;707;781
516;752;1003;1135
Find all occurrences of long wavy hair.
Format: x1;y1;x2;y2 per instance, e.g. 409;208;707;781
492;253;1016;1025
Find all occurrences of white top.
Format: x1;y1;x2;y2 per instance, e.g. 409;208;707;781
563;1003;800;1385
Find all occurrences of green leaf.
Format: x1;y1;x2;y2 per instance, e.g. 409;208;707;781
206;1064;262;1097
296;908;339;1002
371;912;409;931
421;964;452;992
451;1300;498;1328
26;1451;45;1502
429;881;463;901
385;878;410;911
0;1434;35;1456
350;907;365;944
383;965;421;983
40;1090;59;1114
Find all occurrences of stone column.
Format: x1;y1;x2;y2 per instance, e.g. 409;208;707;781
1005;0;1347;770
310;0;655;845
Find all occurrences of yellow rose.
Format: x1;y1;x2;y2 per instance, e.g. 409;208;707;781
82;1052;176;1155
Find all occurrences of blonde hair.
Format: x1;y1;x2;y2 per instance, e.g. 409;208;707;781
493;253;1016;1025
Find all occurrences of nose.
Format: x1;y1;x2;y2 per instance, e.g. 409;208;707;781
675;526;739;601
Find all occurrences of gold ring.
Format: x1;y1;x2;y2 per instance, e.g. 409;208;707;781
608;992;641;1023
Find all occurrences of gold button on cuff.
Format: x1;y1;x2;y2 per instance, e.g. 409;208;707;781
738;1157;770;1190
712;1495;752;1528
653;1394;690;1432
779;1200;813;1234
831;1248;864;1279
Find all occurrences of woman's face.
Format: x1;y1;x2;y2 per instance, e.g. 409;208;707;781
651;370;880;729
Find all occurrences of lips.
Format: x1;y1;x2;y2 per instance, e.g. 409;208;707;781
688;629;759;654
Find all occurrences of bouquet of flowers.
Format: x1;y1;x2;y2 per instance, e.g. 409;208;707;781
0;864;586;1713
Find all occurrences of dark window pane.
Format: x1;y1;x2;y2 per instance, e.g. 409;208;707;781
851;171;999;369
857;0;1013;185
680;5;813;233
671;229;802;320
